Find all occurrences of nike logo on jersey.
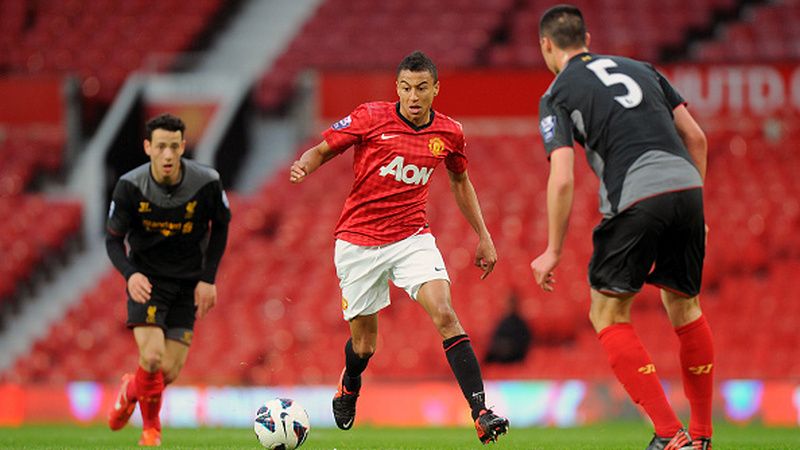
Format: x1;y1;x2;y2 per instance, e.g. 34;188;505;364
434;267;446;272
381;133;400;140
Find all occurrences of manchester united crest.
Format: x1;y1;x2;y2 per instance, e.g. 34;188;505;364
428;137;445;157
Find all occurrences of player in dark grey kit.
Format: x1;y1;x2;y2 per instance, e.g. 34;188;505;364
105;114;231;446
530;6;714;450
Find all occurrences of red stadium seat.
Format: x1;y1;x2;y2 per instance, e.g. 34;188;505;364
255;0;510;110
1;0;226;121
692;1;800;63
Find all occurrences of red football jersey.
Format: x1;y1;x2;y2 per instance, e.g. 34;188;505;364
323;101;468;246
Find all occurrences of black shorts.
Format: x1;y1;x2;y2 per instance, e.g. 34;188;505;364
588;188;705;297
127;276;198;345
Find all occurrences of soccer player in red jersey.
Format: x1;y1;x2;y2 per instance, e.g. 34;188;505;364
289;51;509;443
531;6;713;450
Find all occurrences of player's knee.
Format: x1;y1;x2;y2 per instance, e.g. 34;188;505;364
590;290;634;328
431;308;460;334
139;351;164;372
162;365;182;385
665;295;702;327
351;340;376;359
355;348;374;359
589;310;611;333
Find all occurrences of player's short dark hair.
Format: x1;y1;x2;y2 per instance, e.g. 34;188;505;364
397;51;438;82
145;113;186;140
539;4;587;49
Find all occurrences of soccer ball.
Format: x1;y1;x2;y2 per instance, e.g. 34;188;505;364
253;398;311;449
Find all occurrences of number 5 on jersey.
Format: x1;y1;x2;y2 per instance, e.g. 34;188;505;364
586;58;643;109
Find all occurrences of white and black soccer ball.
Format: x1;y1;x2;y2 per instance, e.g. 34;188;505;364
253;398;311;450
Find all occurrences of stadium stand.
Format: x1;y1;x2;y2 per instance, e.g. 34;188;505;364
488;0;738;67
692;1;800;62
0;193;82;309
2;0;799;387
255;0;513;110
1;0;225;88
0;0;232;336
255;0;737;110
0;127;64;196
0;126;82;314
0;0;231;130
6;122;800;384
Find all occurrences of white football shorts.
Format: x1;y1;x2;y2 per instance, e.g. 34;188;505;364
334;233;450;321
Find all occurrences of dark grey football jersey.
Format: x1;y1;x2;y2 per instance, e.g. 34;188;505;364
539;52;702;217
107;158;231;280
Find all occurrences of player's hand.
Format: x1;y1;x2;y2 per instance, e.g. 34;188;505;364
475;235;497;280
531;250;560;292
127;273;152;303
289;160;308;183
194;281;217;320
704;223;709;247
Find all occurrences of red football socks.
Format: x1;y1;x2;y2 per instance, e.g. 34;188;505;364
675;315;714;439
598;323;682;437
136;366;164;431
126;373;138;402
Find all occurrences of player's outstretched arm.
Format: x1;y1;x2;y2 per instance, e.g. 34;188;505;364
531;146;574;292
674;104;707;181
447;169;496;279
289;140;337;183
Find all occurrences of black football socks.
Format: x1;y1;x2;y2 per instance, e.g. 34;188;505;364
343;338;371;393
443;334;486;420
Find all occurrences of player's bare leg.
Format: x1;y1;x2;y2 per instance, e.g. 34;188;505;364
416;280;463;339
662;290;714;447
417;280;508;443
162;339;190;385
661;290;702;327
332;313;377;430
134;326;165;372
590;289;685;445
588;290;635;333
109;325;167;434
110;336;188;445
133;326;166;446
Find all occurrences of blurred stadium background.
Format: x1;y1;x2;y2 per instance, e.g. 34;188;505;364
0;0;799;433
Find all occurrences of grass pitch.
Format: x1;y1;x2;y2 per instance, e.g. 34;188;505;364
0;422;797;449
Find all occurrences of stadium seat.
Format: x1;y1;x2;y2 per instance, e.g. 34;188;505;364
254;0;510;110
692;1;800;63
1;0;227;123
